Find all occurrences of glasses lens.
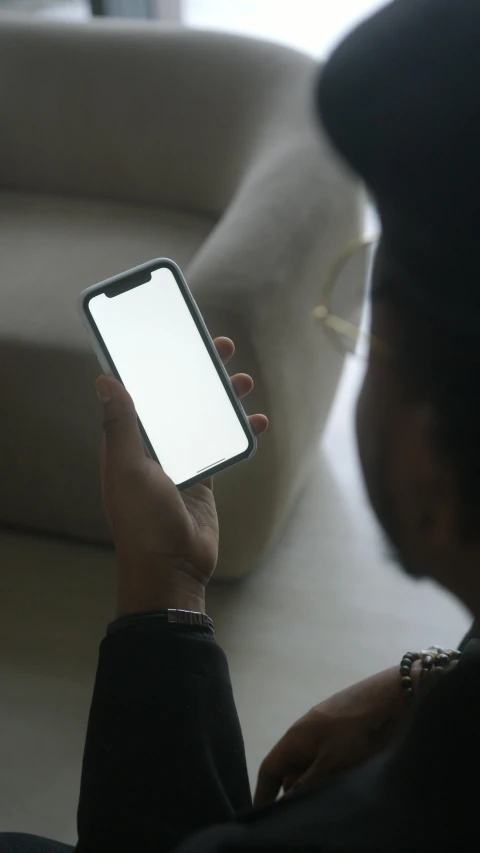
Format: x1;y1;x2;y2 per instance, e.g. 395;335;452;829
328;241;377;357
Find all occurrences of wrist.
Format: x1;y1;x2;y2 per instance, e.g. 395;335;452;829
115;559;206;618
378;664;423;717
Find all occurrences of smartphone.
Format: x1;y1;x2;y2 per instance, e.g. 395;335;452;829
77;259;256;489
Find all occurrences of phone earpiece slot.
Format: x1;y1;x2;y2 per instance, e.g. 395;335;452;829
106;270;152;297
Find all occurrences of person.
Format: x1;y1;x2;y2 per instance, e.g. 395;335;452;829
3;0;480;850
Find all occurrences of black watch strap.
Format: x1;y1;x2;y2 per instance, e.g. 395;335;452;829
107;609;214;636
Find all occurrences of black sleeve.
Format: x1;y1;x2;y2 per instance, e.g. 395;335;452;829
76;625;251;853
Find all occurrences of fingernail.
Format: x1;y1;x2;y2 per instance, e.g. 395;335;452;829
96;379;112;404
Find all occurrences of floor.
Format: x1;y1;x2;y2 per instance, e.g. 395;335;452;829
0;356;470;845
0;0;472;845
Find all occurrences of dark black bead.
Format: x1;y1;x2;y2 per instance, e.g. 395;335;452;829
403;654;414;662
404;688;414;700
401;676;413;688
422;655;433;668
400;665;411;676
437;654;449;666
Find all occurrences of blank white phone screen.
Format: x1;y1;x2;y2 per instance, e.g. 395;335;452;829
89;267;249;485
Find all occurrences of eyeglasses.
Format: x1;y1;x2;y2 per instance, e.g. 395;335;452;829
312;236;387;358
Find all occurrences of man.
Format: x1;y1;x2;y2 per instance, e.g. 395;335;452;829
3;0;479;850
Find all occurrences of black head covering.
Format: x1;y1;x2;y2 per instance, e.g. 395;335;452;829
317;0;480;316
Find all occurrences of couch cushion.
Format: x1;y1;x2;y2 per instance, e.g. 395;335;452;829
0;191;215;346
0;191;215;540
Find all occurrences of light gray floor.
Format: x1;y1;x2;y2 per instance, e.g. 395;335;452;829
0;357;470;845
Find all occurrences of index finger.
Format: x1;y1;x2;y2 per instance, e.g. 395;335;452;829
213;336;235;365
254;772;282;809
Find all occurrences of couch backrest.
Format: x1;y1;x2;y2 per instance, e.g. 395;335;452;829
0;16;316;216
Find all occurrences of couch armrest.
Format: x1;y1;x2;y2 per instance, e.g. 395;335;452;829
187;123;364;578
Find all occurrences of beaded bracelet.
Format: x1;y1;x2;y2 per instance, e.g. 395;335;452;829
399;645;462;705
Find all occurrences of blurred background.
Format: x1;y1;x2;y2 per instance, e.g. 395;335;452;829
1;0;386;55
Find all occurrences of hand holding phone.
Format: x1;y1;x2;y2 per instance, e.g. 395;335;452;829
78;258;268;614
95;338;268;617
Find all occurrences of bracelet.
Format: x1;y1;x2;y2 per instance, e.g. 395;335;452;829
107;609;214;636
399;645;462;705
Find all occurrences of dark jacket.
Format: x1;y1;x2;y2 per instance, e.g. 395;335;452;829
77;622;480;852
1;622;479;853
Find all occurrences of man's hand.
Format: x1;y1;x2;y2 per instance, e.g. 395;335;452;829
95;336;268;618
254;665;420;806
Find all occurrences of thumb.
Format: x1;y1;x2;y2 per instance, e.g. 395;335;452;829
96;375;146;470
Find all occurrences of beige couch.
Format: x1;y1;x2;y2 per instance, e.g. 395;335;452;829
0;16;362;579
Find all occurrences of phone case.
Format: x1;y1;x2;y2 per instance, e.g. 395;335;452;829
77;258;257;489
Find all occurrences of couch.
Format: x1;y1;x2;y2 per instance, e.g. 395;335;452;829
0;15;362;579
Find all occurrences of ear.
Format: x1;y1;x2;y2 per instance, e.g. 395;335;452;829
387;402;458;573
